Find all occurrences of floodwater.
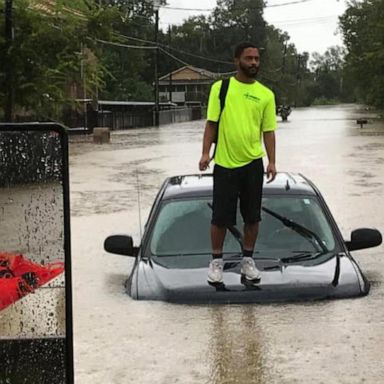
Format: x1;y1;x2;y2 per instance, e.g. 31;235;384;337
69;104;384;384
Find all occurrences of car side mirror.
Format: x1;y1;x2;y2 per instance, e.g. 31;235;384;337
104;235;138;257
345;228;382;252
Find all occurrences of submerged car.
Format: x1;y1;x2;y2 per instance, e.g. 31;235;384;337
104;173;382;304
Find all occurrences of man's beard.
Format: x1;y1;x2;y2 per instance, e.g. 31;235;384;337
239;62;259;78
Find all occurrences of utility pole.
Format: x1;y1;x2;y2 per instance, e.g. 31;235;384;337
153;0;160;127
168;25;172;103
4;0;14;122
294;54;302;108
282;42;287;76
80;43;88;130
280;42;287;106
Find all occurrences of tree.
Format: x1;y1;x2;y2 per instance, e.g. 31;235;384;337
308;46;345;103
339;0;384;108
0;0;166;120
0;0;107;120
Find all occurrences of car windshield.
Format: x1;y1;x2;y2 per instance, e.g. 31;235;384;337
147;195;337;260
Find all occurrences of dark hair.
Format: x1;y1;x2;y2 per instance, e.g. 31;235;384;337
234;42;259;58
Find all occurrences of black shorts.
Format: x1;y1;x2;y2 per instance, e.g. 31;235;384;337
212;159;264;227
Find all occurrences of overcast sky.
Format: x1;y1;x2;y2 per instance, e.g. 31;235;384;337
158;0;348;55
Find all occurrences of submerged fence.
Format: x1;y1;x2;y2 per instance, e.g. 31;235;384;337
10;104;208;133
97;106;206;131
159;107;192;125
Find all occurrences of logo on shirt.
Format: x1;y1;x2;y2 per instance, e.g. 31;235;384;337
244;92;260;103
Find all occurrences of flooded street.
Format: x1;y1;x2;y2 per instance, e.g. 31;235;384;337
70;104;384;384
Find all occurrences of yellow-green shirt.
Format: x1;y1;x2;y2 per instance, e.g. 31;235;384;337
207;76;277;169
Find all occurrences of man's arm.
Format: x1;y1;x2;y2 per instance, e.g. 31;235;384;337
199;120;217;171
263;131;276;183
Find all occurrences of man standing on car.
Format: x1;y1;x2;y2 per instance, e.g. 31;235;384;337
199;42;277;285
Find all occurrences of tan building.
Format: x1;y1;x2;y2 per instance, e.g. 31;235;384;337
159;66;221;106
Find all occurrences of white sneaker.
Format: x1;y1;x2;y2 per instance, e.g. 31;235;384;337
241;257;261;282
207;259;224;284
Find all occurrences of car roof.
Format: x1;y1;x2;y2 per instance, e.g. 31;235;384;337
162;172;318;200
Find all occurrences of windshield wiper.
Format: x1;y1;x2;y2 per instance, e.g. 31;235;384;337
261;206;328;253
280;251;327;263
208;203;243;249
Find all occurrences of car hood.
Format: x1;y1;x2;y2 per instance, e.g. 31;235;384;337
133;254;368;303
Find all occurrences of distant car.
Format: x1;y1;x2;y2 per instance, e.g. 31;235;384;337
104;173;382;304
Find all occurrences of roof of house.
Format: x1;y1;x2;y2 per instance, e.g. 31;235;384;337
159;66;219;82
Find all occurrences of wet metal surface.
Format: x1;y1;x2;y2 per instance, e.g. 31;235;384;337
70;104;384;383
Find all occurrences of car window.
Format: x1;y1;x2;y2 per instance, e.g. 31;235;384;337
148;196;336;258
150;199;241;256
258;196;336;252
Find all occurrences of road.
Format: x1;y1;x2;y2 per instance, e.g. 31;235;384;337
69;104;384;384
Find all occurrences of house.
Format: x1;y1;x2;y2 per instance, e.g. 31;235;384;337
159;66;221;106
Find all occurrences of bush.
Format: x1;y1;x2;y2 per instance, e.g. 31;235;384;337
311;97;340;106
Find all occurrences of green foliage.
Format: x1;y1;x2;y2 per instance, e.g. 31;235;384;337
100;46;153;100
158;1;321;108
210;0;266;54
339;0;384;108
0;0;106;120
0;0;161;120
311;97;341;106
163;0;266;74
303;46;347;106
3;0;384;121
94;0;158;101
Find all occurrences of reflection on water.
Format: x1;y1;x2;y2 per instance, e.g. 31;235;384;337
208;307;266;384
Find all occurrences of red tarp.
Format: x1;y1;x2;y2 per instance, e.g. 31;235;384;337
0;252;64;311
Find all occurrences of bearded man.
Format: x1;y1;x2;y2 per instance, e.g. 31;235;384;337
199;41;277;285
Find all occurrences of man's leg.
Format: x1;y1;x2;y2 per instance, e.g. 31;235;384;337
208;224;227;284
243;222;260;252
239;159;264;282
211;224;227;256
241;222;261;282
208;164;238;284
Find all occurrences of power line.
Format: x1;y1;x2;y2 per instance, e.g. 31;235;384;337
92;38;157;50
114;33;234;65
101;34;284;73
272;15;338;26
265;0;315;7
89;35;234;76
91;37;283;80
90;36;232;75
161;15;339;28
160;0;315;12
161;6;211;12
159;47;191;67
154;48;236;77
113;33;153;45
